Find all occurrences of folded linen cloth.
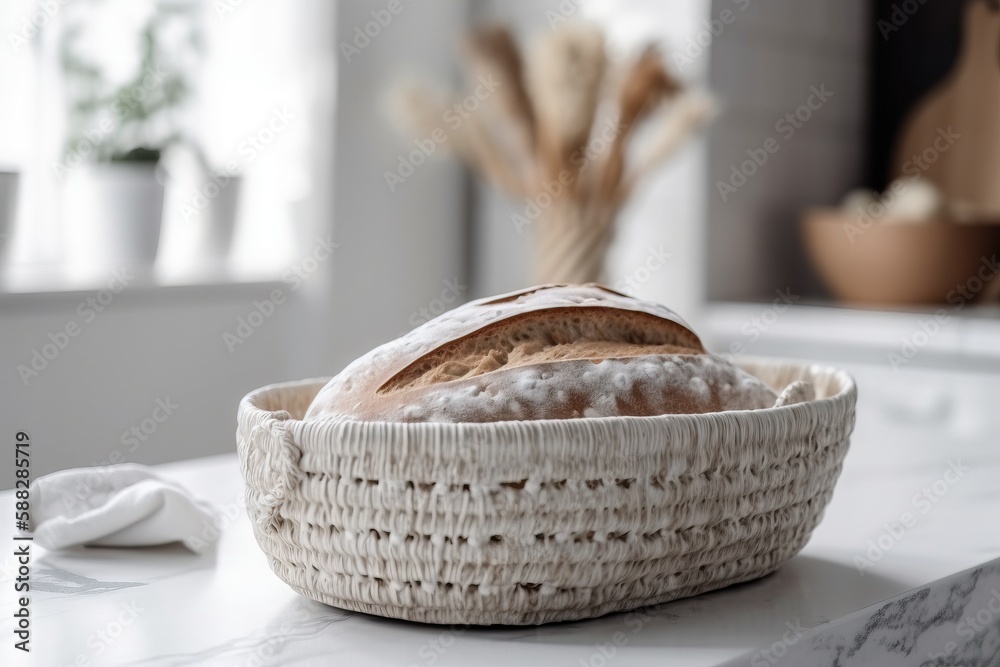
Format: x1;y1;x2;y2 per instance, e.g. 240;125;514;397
28;464;219;553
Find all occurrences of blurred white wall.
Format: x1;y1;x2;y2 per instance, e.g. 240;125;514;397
323;0;469;373
1;287;293;480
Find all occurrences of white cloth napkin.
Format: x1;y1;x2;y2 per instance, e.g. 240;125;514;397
28;464;219;553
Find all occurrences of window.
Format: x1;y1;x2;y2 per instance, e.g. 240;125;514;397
0;0;329;289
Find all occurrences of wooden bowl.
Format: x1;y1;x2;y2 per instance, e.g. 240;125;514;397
802;209;1000;306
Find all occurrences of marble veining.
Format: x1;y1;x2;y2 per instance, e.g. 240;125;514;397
720;559;1000;666
123;602;354;667
32;565;144;595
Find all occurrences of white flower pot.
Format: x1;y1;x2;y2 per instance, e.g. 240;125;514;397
200;174;242;262
0;171;18;267
64;163;164;268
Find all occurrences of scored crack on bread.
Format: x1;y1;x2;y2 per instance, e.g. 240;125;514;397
378;306;704;393
305;284;778;423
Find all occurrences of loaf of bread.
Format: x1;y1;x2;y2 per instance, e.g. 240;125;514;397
305;284;778;423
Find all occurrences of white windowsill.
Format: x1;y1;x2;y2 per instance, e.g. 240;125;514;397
0;262;286;304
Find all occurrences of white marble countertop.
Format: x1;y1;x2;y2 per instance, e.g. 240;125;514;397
2;359;999;666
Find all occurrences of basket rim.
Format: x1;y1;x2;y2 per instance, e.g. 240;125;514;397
237;356;857;431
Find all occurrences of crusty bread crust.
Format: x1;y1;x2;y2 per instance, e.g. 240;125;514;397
305;284;777;422
379;306;703;393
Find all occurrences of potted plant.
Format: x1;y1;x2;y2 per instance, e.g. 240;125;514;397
58;0;201;268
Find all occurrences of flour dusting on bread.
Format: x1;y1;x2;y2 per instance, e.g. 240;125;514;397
305;284;781;423
384;354;777;422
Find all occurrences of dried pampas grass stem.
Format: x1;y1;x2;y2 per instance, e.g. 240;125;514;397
527;24;607;187
464;25;537;151
597;47;680;202
617;90;716;205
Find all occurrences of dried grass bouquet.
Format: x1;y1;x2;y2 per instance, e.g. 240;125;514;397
392;23;714;283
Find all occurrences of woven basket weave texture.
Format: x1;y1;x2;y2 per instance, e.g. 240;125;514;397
237;359;856;625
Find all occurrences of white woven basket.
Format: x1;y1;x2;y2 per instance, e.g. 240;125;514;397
237;359;856;625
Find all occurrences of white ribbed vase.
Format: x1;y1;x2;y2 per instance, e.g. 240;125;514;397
237;359;856;625
532;200;616;284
